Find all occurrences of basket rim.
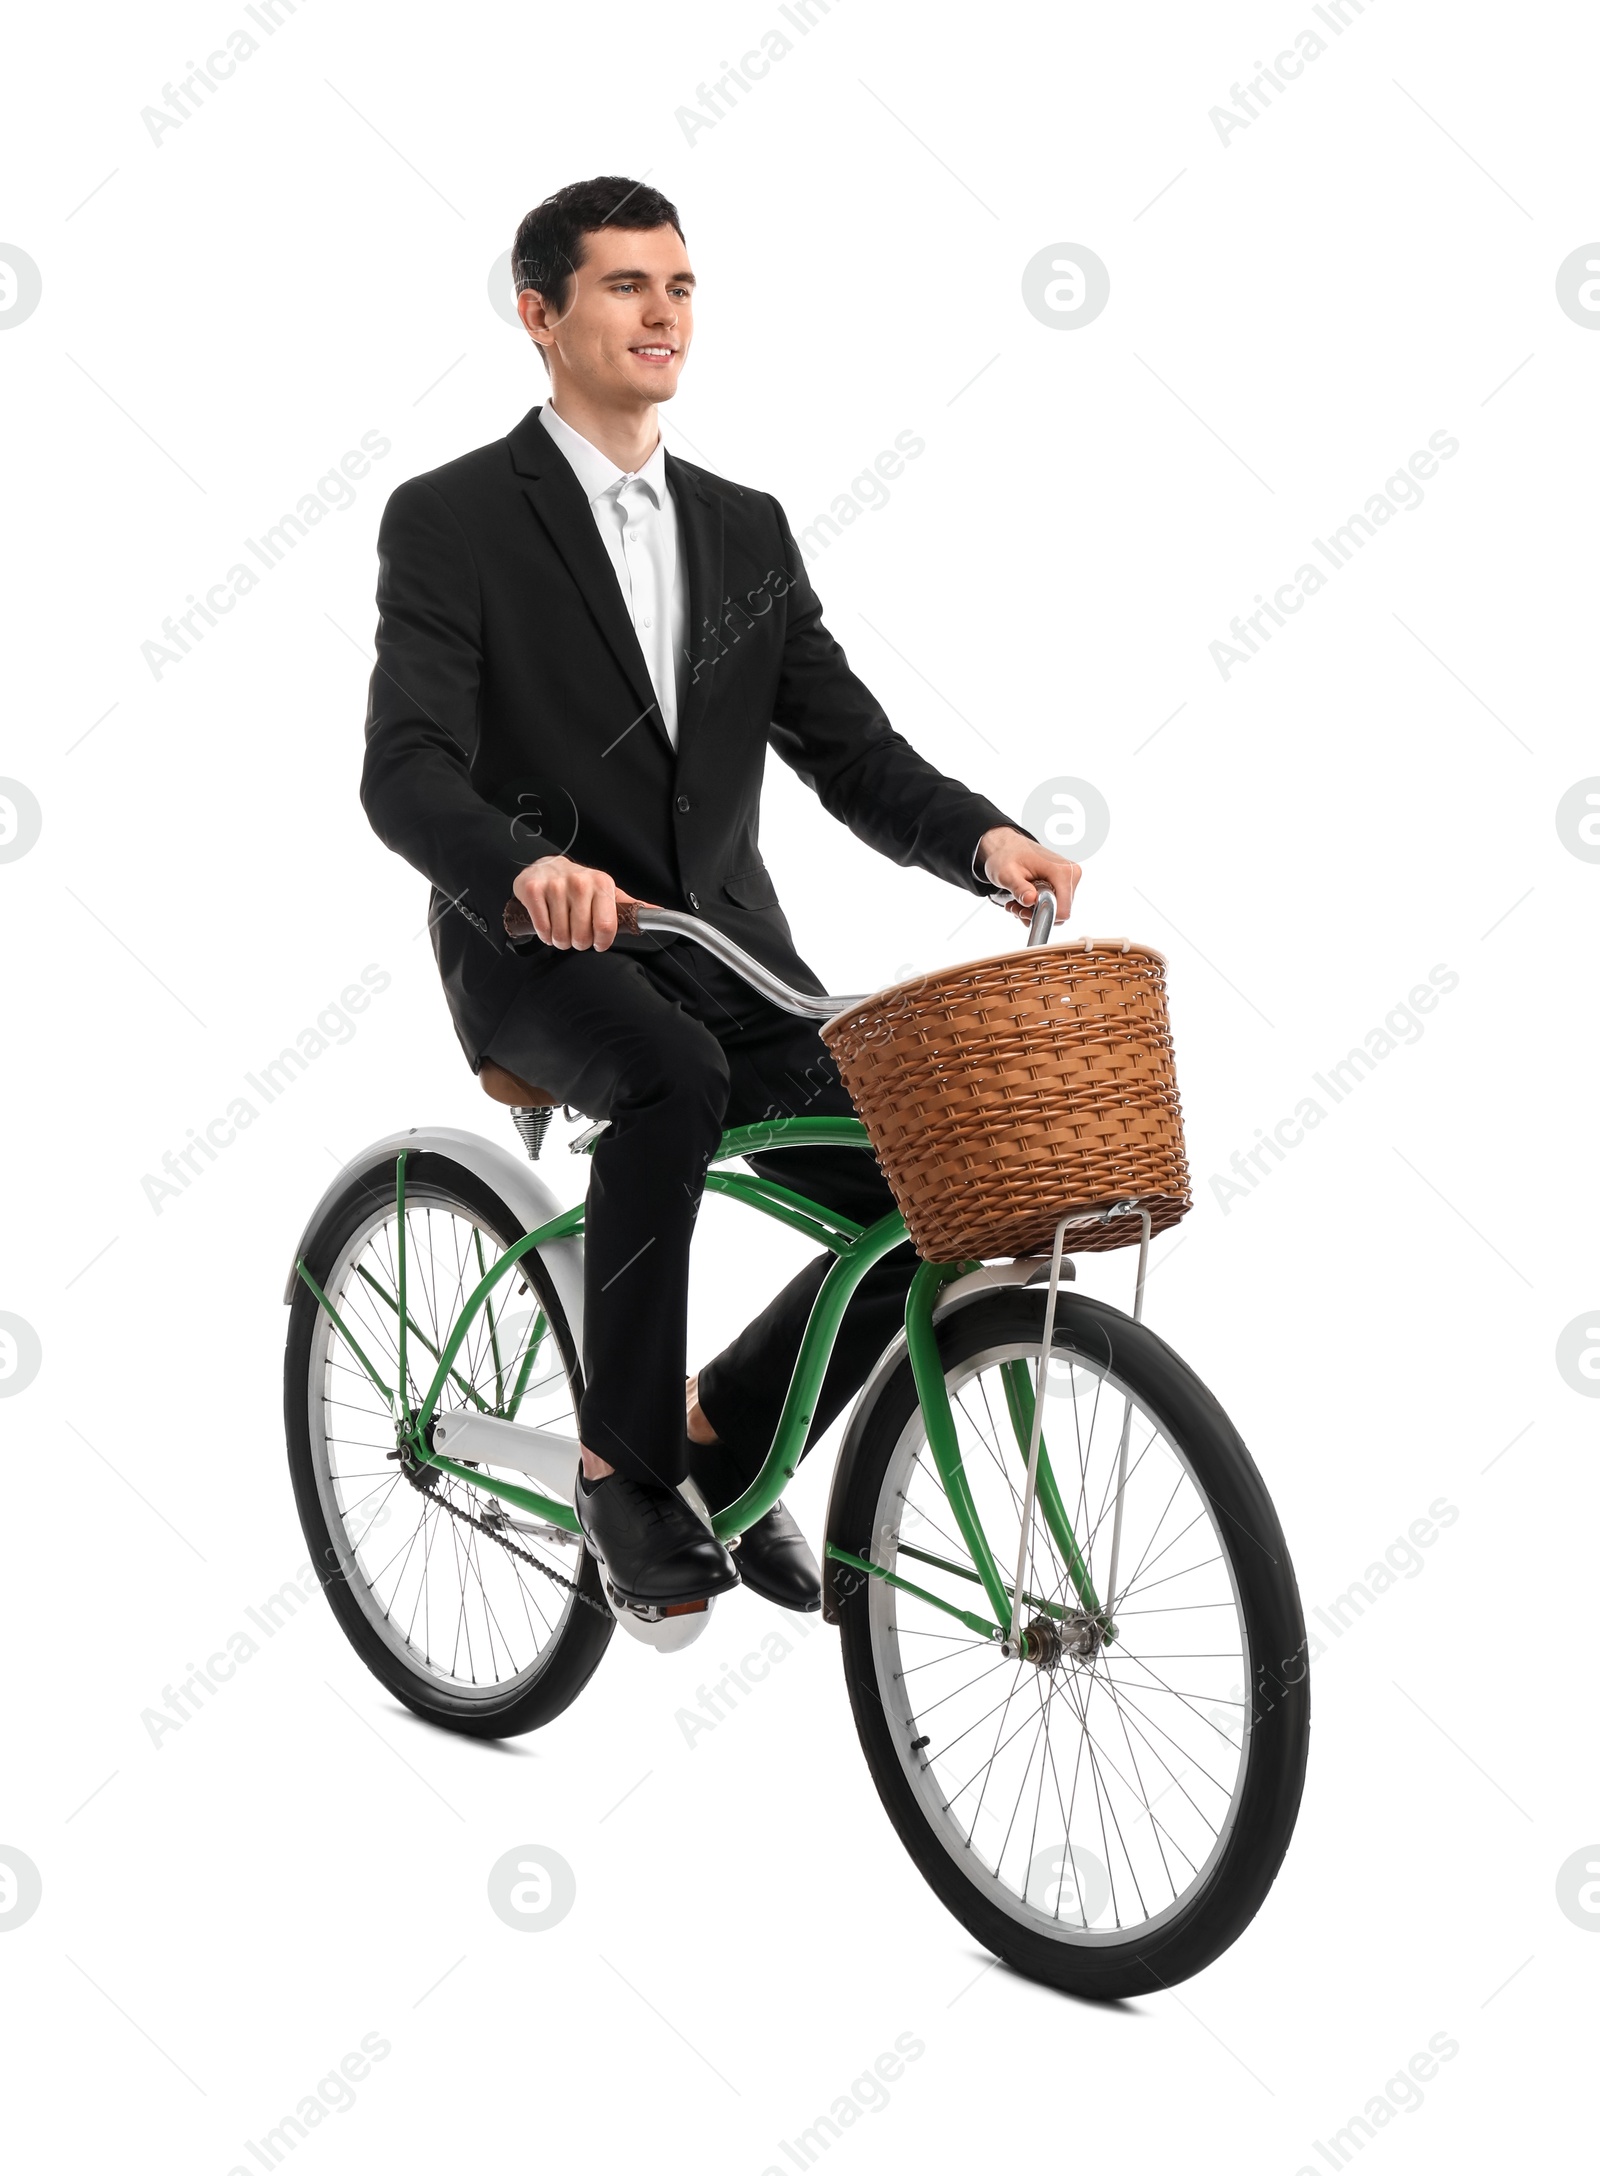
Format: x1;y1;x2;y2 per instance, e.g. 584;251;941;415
820;933;1171;1036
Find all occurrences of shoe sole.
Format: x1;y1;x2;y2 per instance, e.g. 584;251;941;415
577;1530;741;1616
602;1559;741;1606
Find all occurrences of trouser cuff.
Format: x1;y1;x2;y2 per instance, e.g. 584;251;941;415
682;1427;761;1515
577;1402;686;1490
691;1365;783;1483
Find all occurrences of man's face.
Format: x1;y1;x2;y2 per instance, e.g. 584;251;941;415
522;225;694;405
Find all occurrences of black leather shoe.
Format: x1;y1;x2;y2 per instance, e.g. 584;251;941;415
732;1502;821;1613
682;1426;822;1614
575;1472;739;1609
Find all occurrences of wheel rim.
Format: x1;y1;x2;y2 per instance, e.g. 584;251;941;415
868;1334;1251;1947
307;1187;587;1701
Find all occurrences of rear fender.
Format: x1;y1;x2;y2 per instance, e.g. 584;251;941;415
282;1125;585;1351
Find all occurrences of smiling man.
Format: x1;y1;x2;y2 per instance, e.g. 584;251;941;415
361;175;1081;1620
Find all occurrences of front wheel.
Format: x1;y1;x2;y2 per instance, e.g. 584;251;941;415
834;1289;1309;1998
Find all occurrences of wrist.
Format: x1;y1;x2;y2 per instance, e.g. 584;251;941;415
976;824;1024;881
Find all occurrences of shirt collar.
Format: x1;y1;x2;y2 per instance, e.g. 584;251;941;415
539;401;668;509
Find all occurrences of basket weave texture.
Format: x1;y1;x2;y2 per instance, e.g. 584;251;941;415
820;938;1191;1262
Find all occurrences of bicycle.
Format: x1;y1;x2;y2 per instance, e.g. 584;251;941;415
283;888;1309;1998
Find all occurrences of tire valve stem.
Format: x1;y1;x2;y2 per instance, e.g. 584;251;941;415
910;1735;930;1753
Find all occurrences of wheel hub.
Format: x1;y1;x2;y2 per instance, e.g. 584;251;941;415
1014;1609;1106;1670
390;1416;440;1495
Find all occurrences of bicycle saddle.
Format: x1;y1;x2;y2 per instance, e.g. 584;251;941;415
479;1061;557;1109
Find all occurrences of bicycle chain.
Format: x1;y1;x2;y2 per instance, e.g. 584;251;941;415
426;1478;615;1625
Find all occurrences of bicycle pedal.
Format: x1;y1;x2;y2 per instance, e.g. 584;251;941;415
597;1567;718;1651
605;1580;709;1624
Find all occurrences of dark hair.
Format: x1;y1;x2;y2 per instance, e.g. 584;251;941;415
512;175;685;318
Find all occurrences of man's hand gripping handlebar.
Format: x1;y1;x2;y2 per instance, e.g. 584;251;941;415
503;869;1062;1024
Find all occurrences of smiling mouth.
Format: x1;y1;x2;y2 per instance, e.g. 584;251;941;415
630;345;676;360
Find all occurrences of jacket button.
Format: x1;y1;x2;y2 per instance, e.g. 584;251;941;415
687;890;700;910
676;794;691;812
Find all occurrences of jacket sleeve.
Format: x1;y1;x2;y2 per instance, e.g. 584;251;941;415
360;477;538;935
764;498;1031;895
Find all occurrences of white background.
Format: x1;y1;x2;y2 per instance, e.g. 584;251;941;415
2;1;1595;2168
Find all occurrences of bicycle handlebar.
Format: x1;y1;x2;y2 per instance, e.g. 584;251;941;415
502;884;1059;1025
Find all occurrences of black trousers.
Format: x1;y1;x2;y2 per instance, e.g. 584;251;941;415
484;938;918;1494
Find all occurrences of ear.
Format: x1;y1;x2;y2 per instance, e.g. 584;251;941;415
517;286;557;350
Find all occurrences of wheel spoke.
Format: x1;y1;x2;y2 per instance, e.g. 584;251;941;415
306;1188;588;1700
869;1318;1259;1951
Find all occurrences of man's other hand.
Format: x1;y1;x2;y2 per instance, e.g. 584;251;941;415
977;826;1082;925
511;857;657;951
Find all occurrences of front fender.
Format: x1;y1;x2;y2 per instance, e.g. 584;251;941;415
281;1125;585;1351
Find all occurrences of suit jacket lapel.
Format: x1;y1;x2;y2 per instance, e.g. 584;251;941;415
667;451;724;759
507;406;668;750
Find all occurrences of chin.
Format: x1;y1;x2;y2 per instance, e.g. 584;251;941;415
616;362;682;402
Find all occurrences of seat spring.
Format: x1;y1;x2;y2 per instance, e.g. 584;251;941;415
510;1105;554;1162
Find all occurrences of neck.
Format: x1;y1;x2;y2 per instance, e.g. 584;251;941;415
543;379;661;473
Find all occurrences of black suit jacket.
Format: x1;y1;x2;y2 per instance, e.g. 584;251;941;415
361;402;1026;1067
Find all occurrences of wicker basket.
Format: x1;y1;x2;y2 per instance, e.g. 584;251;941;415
820;937;1191;1262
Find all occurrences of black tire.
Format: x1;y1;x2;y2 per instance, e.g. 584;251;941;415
834;1288;1309;1998
285;1150;612;1737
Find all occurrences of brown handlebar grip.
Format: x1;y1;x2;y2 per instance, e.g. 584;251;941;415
503;895;643;942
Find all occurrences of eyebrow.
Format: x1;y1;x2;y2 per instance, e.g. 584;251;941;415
600;267;696;285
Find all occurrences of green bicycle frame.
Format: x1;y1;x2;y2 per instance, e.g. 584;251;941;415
296;1120;1108;1646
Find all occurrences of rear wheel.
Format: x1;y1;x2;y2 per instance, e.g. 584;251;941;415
284;1152;611;1737
835;1288;1308;1997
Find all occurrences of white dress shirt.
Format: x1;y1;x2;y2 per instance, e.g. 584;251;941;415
539;402;687;749
538;400;1006;885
